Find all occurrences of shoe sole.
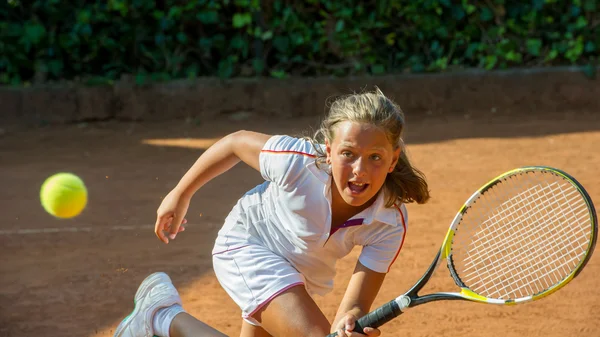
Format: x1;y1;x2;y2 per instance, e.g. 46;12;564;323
113;272;172;337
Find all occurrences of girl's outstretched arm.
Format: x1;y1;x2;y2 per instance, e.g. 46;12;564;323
332;261;386;336
155;130;272;244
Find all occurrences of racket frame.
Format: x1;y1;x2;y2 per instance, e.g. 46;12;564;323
441;166;598;305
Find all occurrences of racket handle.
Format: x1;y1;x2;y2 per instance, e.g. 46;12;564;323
326;300;402;337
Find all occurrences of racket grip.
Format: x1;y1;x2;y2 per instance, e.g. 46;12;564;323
326;300;402;337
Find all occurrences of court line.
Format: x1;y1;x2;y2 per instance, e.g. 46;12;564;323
1;224;156;235
0;222;221;235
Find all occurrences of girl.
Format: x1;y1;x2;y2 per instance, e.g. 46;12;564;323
115;88;430;337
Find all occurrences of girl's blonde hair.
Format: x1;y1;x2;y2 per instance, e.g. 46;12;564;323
308;87;430;207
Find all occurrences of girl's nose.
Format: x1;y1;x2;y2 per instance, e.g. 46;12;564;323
352;157;367;177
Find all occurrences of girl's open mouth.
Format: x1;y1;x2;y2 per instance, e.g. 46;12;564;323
348;182;369;194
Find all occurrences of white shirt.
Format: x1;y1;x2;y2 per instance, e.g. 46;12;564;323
218;135;407;296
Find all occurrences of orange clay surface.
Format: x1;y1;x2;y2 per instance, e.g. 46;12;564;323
1;111;599;337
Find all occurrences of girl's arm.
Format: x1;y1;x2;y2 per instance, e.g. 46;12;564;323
154;130;271;243
332;261;386;336
173;130;271;198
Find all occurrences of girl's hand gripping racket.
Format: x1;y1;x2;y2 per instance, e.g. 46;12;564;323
327;166;597;336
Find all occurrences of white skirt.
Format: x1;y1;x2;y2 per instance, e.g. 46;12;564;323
212;214;306;326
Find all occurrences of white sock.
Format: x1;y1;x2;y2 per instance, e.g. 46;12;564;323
152;304;185;337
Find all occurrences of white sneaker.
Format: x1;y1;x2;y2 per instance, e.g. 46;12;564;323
114;272;182;337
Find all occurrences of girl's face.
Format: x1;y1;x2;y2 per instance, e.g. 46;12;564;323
326;121;401;209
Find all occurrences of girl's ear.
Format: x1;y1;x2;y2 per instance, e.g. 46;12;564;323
325;139;332;164
390;147;402;172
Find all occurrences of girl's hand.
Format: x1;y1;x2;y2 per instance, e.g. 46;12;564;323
333;313;381;337
154;189;190;244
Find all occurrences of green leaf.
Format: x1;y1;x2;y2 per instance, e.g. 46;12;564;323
526;39;542;56
436;26;449;38
504;51;522;62
371;64;385;74
575;16;587;29
23;22;47;45
480;7;494;22
168;7;182;19
484;55;498;70
545;49;559;61
430;40;441;53
176;32;187;43
197;11;219;24
432;57;448;70
465;42;480;59
270;69;287;78
252;58;264;74
261;30;273;40
218;58;235;78
452;5;465;20
385;33;396;46
532;0;545;10
230;35;246;50
77;10;91;24
565;37;584;62
585;41;596;53
234;0;251;7
232;13;252;28
464;4;476;15
47;59;64;76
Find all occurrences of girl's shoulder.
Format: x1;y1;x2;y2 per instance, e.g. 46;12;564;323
264;135;324;157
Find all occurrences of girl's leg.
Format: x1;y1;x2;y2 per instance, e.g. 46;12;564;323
249;284;331;337
169;312;228;337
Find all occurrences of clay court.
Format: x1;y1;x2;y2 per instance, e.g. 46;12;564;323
1;109;599;337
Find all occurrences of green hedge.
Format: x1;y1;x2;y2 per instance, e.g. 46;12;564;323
1;0;598;85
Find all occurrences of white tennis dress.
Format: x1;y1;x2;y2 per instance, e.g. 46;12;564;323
212;135;408;325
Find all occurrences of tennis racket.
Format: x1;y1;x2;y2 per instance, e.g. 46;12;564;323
327;166;597;336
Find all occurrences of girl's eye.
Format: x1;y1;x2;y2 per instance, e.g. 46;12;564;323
341;151;353;158
371;154;381;161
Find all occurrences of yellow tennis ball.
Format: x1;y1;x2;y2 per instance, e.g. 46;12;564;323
40;173;88;219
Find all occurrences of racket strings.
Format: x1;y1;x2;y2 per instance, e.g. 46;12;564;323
451;171;592;300
463;183;581;261
473;177;588;298
473;175;588;298
463;187;586;277
464;207;586;287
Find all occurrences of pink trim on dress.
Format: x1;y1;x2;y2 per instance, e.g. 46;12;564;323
212;245;250;255
387;204;407;272
329;217;364;236
261;149;316;158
